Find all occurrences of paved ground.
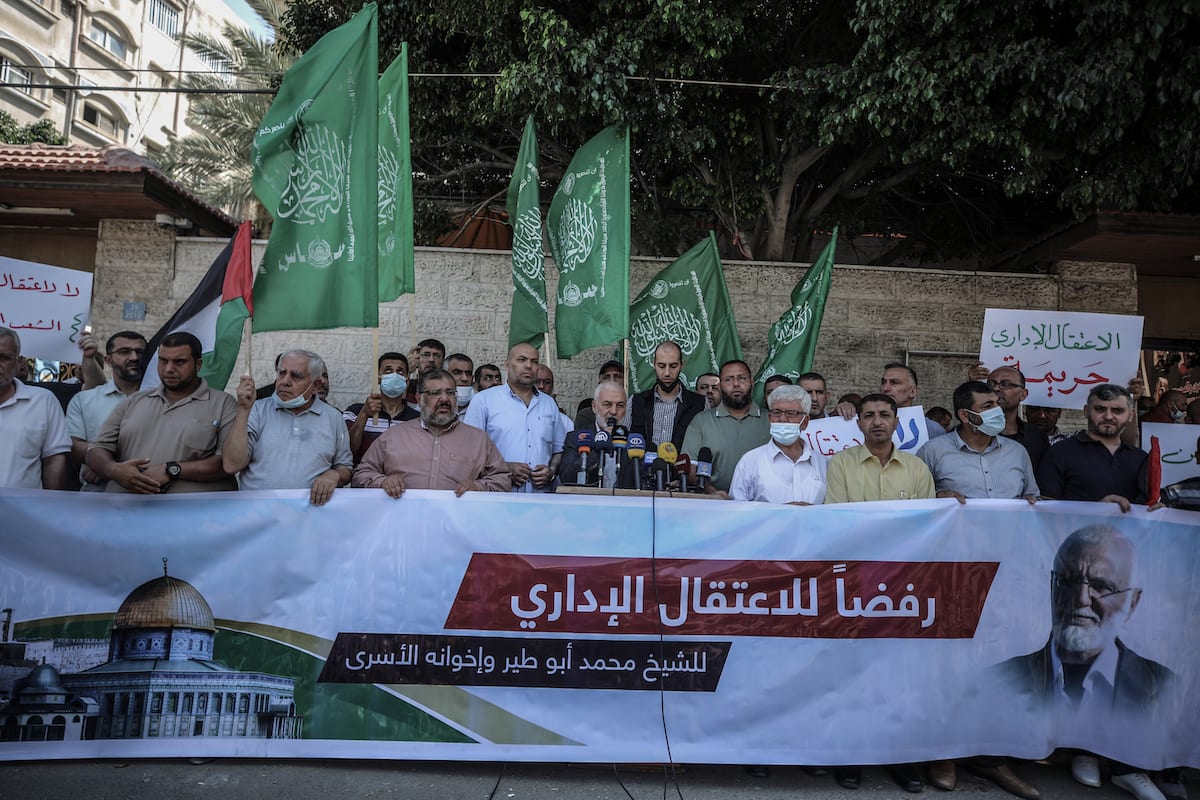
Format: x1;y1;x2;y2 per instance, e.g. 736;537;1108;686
0;758;1192;800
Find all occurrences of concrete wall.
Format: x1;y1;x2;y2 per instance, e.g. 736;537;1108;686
88;221;1139;416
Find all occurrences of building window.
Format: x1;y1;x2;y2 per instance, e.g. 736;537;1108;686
88;20;128;61
149;0;180;37
0;58;32;94
52;85;68;103
60;0;77;18
82;102;124;139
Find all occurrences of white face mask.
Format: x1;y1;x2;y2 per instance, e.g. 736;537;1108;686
770;422;804;446
967;405;1006;437
274;388;310;409
1170;406;1186;422
456;385;475;407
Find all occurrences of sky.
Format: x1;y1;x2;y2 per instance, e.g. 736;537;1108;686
222;0;274;40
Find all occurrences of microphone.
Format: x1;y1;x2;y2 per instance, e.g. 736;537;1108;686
695;446;713;492
627;432;647;489
651;458;668;491
593;430;612;488
606;416;618;431
674;453;692;493
657;441;678;467
611;426;628;487
574;429;593;485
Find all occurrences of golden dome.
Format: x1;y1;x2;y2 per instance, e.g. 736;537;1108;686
113;574;215;632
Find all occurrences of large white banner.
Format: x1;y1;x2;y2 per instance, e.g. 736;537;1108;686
0;256;93;362
0;490;1196;768
980;309;1143;409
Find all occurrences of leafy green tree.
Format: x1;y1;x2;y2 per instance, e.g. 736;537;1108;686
160;0;290;223
275;0;1199;262
0;111;67;145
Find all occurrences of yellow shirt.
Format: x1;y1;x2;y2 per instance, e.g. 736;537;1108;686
824;444;935;504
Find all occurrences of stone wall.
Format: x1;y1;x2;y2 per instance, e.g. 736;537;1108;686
88;221;1138;417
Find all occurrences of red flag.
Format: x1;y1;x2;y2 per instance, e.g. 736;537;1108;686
221;221;254;314
1147;435;1162;506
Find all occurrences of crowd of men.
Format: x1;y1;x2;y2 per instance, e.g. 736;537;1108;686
0;323;1193;800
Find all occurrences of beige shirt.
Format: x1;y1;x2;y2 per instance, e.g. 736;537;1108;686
824;444;935;504
90;378;238;493
352;418;511;492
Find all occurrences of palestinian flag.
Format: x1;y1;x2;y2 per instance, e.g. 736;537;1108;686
142;221;254;392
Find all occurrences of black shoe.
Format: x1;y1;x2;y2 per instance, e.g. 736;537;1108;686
802;766;830;776
890;764;925;793
744;765;770;778
835;767;861;789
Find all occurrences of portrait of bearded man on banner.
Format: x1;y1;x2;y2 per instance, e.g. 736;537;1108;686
995;524;1176;721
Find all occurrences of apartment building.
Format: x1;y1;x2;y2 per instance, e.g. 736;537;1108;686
1;0;244;158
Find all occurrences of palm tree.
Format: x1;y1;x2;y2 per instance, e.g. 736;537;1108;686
160;0;289;226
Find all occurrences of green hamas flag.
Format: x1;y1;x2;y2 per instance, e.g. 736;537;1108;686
753;226;839;404
547;126;630;359
250;4;378;332
506;115;547;348
629;232;742;393
378;42;414;302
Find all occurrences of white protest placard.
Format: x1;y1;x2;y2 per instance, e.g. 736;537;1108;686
1142;422;1200;487
803;405;930;457
980;309;1143;410
0;255;93;362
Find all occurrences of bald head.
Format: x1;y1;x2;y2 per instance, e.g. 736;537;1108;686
505;343;540;390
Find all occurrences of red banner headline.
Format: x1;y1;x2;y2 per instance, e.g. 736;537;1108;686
445;554;999;638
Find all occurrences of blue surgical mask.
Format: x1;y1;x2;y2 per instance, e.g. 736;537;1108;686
456;385;475;407
770;422;804;446
1170;406;1186;422
968;406;1006;437
380;373;407;398
274;388;310;409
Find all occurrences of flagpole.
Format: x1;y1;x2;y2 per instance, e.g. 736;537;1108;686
242;318;252;379
622;338;630;393
371;327;380;426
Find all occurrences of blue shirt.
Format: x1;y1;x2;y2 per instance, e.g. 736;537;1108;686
462;384;566;493
240;396;353;491
918;428;1039;499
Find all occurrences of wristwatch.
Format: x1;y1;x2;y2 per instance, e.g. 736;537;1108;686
166;462;183;481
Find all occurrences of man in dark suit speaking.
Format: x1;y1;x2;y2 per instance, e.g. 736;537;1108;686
998;524;1175;719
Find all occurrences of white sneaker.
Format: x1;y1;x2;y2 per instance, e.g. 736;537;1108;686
1072;755;1102;788
1113;772;1167;800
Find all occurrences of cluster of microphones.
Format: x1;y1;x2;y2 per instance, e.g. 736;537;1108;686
571;418;713;492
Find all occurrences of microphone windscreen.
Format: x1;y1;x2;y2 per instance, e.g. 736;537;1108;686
626;432;646;457
674;453;692;473
611;425;628;448
575;429;593;452
657;441;678;464
593;430;612;451
696;446;713;478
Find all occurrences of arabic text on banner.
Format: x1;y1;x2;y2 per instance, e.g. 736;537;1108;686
980;309;1143;410
0;256;92;362
0;490;1195;768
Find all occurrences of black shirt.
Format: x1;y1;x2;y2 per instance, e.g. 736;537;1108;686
1003;417;1050;472
1036;431;1147;504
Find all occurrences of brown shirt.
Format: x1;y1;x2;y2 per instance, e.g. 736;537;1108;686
90;378;238;493
352;418;511;492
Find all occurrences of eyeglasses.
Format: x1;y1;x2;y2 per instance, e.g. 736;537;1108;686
767;410;806;421
988;380;1023;390
1051;570;1133;600
421;389;455;398
110;348;145;357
